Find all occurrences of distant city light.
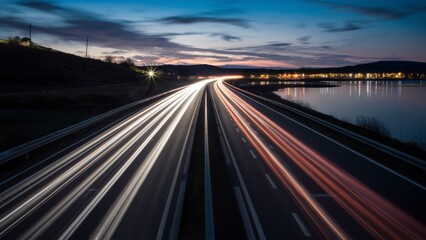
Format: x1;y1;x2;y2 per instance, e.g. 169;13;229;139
247;71;421;80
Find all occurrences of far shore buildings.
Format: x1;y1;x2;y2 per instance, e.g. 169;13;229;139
251;72;425;80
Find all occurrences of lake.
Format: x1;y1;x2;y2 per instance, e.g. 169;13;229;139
272;80;426;148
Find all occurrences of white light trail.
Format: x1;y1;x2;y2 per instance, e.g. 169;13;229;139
0;77;227;238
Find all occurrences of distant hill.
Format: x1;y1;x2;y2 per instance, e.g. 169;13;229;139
299;61;426;74
0;43;139;91
158;64;235;76
158;61;426;76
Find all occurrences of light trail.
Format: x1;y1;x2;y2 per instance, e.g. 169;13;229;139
214;80;426;239
0;87;193;237
0;77;224;239
214;81;348;239
22;85;195;239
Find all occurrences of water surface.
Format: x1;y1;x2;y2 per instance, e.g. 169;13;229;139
273;80;426;147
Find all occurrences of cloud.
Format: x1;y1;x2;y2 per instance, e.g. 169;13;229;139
318;21;365;33
155;32;202;37
308;0;425;19
21;1;62;11
159;16;251;28
0;1;191;53
266;43;292;48
102;50;130;55
211;33;241;42
0;1;387;68
228;42;292;51
297;36;311;44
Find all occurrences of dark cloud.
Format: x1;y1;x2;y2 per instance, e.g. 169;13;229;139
0;1;383;68
211;33;241;42
102;50;130;55
228;42;291;51
159;16;250;28
21;1;61;11
267;43;292;47
297;36;311;44
0;1;191;53
319;21;364;33
155;32;202;37
308;0;425;19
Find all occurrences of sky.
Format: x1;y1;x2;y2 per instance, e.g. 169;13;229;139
1;0;425;68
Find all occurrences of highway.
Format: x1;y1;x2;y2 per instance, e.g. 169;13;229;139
210;79;425;239
0;78;215;239
0;76;425;239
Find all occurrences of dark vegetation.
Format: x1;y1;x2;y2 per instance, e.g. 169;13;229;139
355;115;391;138
0;43;191;152
0;43;138;91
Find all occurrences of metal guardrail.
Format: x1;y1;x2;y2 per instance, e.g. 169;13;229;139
225;82;426;171
0;87;183;165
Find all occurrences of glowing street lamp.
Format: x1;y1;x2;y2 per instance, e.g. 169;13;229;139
145;66;158;80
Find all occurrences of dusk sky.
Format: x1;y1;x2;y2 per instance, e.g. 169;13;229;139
1;0;425;68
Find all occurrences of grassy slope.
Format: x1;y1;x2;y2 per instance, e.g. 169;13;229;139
0;44;188;152
0;44;139;91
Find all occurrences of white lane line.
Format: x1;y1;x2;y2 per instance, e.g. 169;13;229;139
292;213;311;237
169;181;187;239
157;86;204;240
236;128;240;132
234;187;256;240
239;91;425;190
233;123;236;126
268;144;274;150
249;150;257;159
211;88;266;240
265;174;278;189
253;130;258;135
241;137;247;143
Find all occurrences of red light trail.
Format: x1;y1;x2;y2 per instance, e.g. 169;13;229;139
214;80;425;239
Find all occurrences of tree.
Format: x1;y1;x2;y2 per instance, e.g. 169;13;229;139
8;36;21;45
119;57;134;66
104;55;115;63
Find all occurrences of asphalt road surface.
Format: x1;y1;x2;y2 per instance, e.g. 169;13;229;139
210;79;425;239
0;77;424;239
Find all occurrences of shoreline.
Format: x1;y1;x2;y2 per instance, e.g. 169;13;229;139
230;81;426;159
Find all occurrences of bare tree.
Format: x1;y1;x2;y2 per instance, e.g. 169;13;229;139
117;57;135;66
8;36;21;45
104;55;115;63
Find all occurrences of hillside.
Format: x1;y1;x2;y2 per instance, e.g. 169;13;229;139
299;61;426;74
157;61;426;77
0;44;139;92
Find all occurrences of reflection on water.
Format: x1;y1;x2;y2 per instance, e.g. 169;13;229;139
274;80;426;147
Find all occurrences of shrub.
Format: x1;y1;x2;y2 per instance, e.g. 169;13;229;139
7;36;21;45
356;115;390;137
